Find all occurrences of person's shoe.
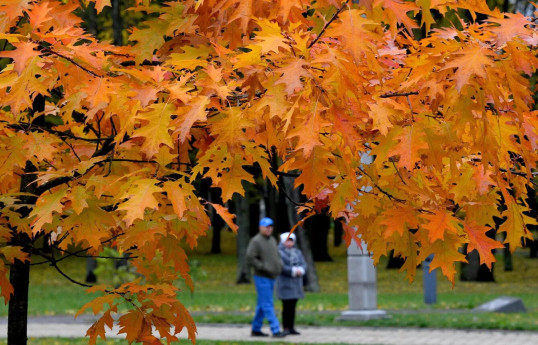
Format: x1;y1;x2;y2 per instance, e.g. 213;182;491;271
272;331;287;338
288;329;300;335
251;330;268;337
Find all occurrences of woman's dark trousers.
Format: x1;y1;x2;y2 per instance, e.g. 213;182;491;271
282;299;298;330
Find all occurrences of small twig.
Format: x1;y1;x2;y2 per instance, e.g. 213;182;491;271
40;46;101;78
110;118;117;136
308;0;350;48
283;32;297;57
43;159;58;170
95;114;103;151
357;166;406;203
60;137;82;162
380;91;419;98
277;178;310;209
406;95;414;122
390;158;406;185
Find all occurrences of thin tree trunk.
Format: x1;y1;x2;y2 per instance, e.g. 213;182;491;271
85;2;98;36
111;0;123;45
235;186;251;284
283;177;320;292
530;239;538;258
386;249;405;269
305;214;333;262
333;219;343;247
504;241;513;271
209;189;224;254
460;244;495;281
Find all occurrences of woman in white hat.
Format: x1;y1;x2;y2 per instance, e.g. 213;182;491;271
275;232;307;335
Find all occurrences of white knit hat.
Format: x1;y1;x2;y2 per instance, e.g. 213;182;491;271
280;232;296;244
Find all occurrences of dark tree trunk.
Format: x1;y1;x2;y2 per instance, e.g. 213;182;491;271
386;250;405;269
503;241;513;272
235;185;252;284
276;178;291;234
530;240;538;258
210;223;222;254
85;257;98;283
8;94;44;345
111;0;123;45
333;219;343;247
8;258;30;345
305;214;333;262
524;185;538;258
248;197;260;238
82;1;98;36
209;189;225;254
283;177;320;292
460;244;495;282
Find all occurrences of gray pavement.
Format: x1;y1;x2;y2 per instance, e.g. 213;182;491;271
1;316;538;344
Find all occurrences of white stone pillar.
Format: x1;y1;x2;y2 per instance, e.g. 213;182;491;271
339;240;387;320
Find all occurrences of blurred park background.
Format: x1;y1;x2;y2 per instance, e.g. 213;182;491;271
2;225;537;332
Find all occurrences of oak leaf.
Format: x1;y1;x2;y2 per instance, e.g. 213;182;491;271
117;179;161;226
209;202;238;232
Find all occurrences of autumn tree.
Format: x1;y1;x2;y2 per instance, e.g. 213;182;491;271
0;0;537;344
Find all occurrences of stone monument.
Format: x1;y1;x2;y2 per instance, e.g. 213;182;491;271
473;296;527;313
338;240;387;320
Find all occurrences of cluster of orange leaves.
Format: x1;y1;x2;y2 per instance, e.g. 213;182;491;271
0;0;537;343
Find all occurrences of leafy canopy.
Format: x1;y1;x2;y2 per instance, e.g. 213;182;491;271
0;0;537;343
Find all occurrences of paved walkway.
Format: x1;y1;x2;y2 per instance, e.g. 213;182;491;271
1;316;538;344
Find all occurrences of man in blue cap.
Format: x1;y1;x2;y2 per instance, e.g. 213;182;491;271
246;217;286;337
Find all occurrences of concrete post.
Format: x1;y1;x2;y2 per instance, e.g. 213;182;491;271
338;241;387;320
422;254;437;304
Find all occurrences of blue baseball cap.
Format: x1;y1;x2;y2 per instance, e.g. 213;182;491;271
259;217;274;227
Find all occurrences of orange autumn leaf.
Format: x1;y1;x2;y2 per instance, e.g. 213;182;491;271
420;210;461;244
209;202;239;232
464;221;503;269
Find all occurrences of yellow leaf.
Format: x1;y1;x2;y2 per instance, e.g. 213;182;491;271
29;187;67;234
117;179;161;226
132;103;176;158
174;96;210;143
217;155;255;202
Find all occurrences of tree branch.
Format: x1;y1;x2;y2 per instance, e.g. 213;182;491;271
3;121;112;142
357;166;406;203
308;0;350;48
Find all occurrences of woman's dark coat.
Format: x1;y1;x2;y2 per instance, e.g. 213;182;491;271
275;242;307;300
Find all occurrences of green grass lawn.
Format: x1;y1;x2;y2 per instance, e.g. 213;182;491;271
2;230;538;331
0;340;325;345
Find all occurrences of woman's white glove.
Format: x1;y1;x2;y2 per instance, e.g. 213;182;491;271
296;267;305;276
292;266;305;277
